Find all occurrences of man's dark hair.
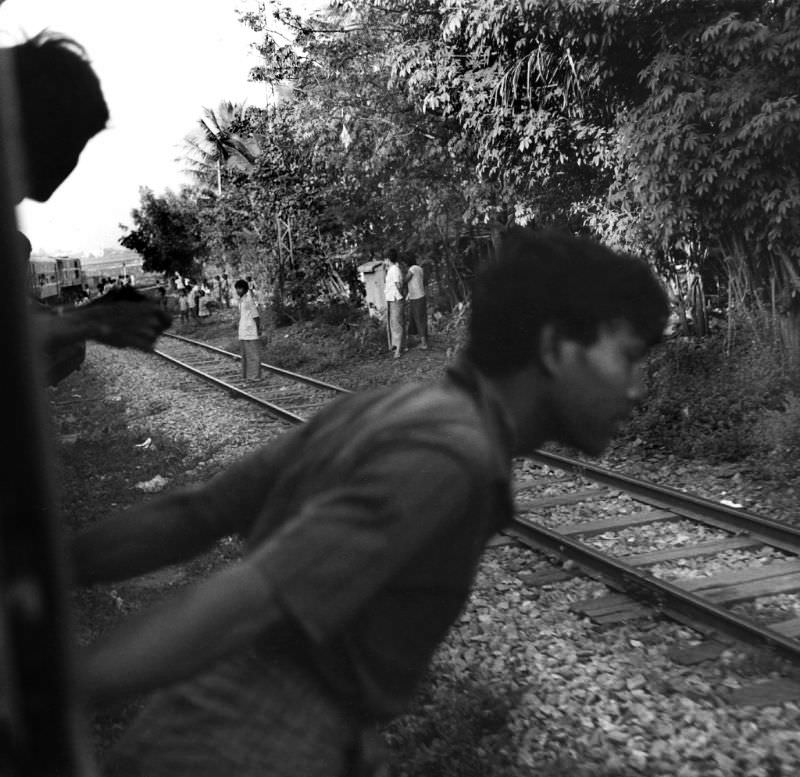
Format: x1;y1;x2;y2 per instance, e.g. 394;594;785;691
234;279;249;293
466;226;669;376
11;31;109;192
386;249;398;263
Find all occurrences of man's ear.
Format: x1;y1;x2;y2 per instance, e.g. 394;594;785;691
538;323;562;378
538;323;580;378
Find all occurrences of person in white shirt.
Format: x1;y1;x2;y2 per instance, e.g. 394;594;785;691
234;279;262;381
383;249;405;358
197;289;211;323
187;282;199;321
405;259;428;350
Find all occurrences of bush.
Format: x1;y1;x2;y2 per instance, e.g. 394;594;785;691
263;313;389;372
750;393;800;477
313;300;366;327
620;326;792;463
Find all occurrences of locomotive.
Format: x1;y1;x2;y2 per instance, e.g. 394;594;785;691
29;255;85;304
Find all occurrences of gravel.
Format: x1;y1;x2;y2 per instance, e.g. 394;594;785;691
54;342;800;777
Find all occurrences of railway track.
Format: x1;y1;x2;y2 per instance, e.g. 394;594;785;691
154;332;347;423
152;332;800;666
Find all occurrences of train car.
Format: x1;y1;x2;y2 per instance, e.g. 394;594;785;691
82;260;145;293
28;255;85;304
29;257;59;302
55;256;85;302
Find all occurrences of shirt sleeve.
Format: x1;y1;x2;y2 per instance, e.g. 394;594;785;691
248;442;481;643
182;431;303;539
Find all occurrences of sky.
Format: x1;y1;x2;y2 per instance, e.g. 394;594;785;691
0;0;285;257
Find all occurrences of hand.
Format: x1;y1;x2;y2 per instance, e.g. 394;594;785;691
84;300;172;351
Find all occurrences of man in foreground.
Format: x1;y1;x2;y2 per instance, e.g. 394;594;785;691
4;32;170;384
71;227;669;776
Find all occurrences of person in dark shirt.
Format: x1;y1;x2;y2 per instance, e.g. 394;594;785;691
3;31;170;384
72;227;669;777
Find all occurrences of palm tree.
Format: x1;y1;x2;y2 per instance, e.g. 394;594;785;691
180;101;261;195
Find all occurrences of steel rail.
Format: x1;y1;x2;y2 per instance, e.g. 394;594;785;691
530;449;800;553
151;338;800;660
508;515;800;664
153;349;305;425
161;332;351;394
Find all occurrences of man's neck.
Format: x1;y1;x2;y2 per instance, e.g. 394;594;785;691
487;367;553;456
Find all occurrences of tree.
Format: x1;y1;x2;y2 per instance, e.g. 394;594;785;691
235;1;493;305
222;0;800;328
608;1;800;303
181;101;262;195
119;187;206;277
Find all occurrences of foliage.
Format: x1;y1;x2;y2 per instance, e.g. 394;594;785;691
384;0;752;226
751;393;800;477
169;1;496;314
621;322;792;462
181;101;263;195
128;0;800;342
194;102;363;314
263;309;387;371
604;0;800;298
118;187;206;277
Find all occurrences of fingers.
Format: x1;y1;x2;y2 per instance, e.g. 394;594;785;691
90;302;172;349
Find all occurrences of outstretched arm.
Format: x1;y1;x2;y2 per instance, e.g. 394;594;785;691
71;436;296;585
49;297;171;351
70;488;232;585
80;557;285;706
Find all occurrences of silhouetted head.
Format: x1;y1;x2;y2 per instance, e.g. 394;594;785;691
5;31;109;202
466;226;669;377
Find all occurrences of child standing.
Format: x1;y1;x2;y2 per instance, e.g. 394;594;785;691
197;289;211;324
178;288;190;326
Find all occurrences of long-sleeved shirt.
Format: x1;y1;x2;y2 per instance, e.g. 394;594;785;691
163;358;515;721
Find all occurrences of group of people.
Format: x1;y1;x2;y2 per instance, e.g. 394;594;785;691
174;273;232;310
175;274;237;327
4;25;674;777
383;249;428;358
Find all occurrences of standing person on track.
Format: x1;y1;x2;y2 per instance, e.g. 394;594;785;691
383;249;405;359
177;288;190;327
71;227;669;777
234;278;262;382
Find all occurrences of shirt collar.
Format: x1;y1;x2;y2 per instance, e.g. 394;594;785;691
444;356;516;482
